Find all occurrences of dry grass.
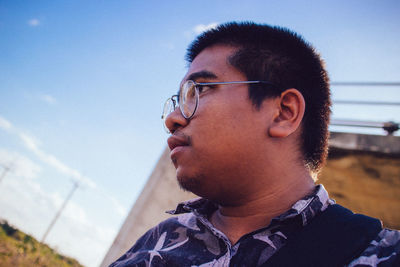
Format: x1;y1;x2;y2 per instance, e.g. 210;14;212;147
0;220;83;267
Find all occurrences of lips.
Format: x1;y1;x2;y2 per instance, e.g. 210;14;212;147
167;133;190;151
167;133;190;152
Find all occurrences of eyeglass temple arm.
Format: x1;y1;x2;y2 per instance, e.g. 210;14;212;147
195;81;274;86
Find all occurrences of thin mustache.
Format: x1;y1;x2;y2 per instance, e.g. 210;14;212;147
173;131;192;146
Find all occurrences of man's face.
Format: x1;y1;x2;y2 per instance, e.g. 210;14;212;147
166;45;274;203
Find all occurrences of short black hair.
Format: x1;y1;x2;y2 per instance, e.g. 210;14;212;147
186;21;331;173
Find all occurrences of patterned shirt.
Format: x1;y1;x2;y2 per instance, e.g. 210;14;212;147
111;185;400;266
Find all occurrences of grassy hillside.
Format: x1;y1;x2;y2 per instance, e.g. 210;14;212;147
0;220;83;267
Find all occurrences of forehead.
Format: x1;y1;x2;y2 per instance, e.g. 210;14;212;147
182;45;244;83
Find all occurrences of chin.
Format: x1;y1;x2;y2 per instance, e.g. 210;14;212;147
178;176;241;206
176;170;209;197
177;174;200;192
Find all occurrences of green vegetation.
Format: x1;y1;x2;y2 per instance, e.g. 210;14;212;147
0;220;83;267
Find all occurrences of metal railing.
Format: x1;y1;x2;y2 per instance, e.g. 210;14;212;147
330;119;399;135
330;82;400;135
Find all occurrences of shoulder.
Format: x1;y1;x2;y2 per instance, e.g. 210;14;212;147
347;228;400;266
110;213;199;266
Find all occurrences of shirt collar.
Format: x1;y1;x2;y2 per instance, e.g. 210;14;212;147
166;197;217;215
167;184;333;226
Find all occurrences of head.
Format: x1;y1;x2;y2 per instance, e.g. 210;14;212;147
186;22;331;174
165;22;331;203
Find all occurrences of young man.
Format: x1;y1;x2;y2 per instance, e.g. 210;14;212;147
111;22;400;266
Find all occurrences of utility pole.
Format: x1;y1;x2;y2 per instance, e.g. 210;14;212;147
41;181;79;243
0;158;17;184
0;165;11;184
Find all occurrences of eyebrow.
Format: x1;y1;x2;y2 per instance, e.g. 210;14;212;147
177;70;219;95
186;70;218;82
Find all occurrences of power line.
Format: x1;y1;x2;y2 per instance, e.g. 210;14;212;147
331;82;400;86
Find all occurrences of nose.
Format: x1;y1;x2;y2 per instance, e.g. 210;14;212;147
165;108;189;134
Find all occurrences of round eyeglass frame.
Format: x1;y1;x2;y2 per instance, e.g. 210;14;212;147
161;80;274;133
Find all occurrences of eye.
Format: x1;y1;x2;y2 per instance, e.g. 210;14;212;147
197;84;216;94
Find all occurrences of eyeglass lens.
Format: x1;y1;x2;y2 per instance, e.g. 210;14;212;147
162;98;175;120
162;98;175;133
179;81;198;118
162;80;200;133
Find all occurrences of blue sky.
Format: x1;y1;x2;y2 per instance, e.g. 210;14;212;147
0;1;399;266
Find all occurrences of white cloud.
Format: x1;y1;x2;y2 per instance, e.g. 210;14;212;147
0;116;96;188
0;115;96;189
0;115;126;266
0;173;116;267
0;115;12;131
40;94;57;105
193;22;218;35
0;117;124;213
28;18;40;27
17;132;96;189
18;132;40;151
0;149;41;179
98;190;127;217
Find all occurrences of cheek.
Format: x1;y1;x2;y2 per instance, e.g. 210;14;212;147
191;114;245;160
189;93;265;155
193;102;233;136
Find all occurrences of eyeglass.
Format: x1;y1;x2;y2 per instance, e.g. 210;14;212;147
161;80;274;133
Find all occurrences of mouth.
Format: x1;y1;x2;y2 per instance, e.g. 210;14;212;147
167;133;191;152
167;133;192;162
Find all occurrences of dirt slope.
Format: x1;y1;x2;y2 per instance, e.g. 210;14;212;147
319;149;400;230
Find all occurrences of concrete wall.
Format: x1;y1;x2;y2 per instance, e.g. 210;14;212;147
100;132;400;266
100;148;195;267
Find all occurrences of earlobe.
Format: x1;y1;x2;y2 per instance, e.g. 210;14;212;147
268;89;305;138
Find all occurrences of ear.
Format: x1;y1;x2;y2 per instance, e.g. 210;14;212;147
268;88;305;138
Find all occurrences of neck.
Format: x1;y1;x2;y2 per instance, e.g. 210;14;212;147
210;171;315;245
